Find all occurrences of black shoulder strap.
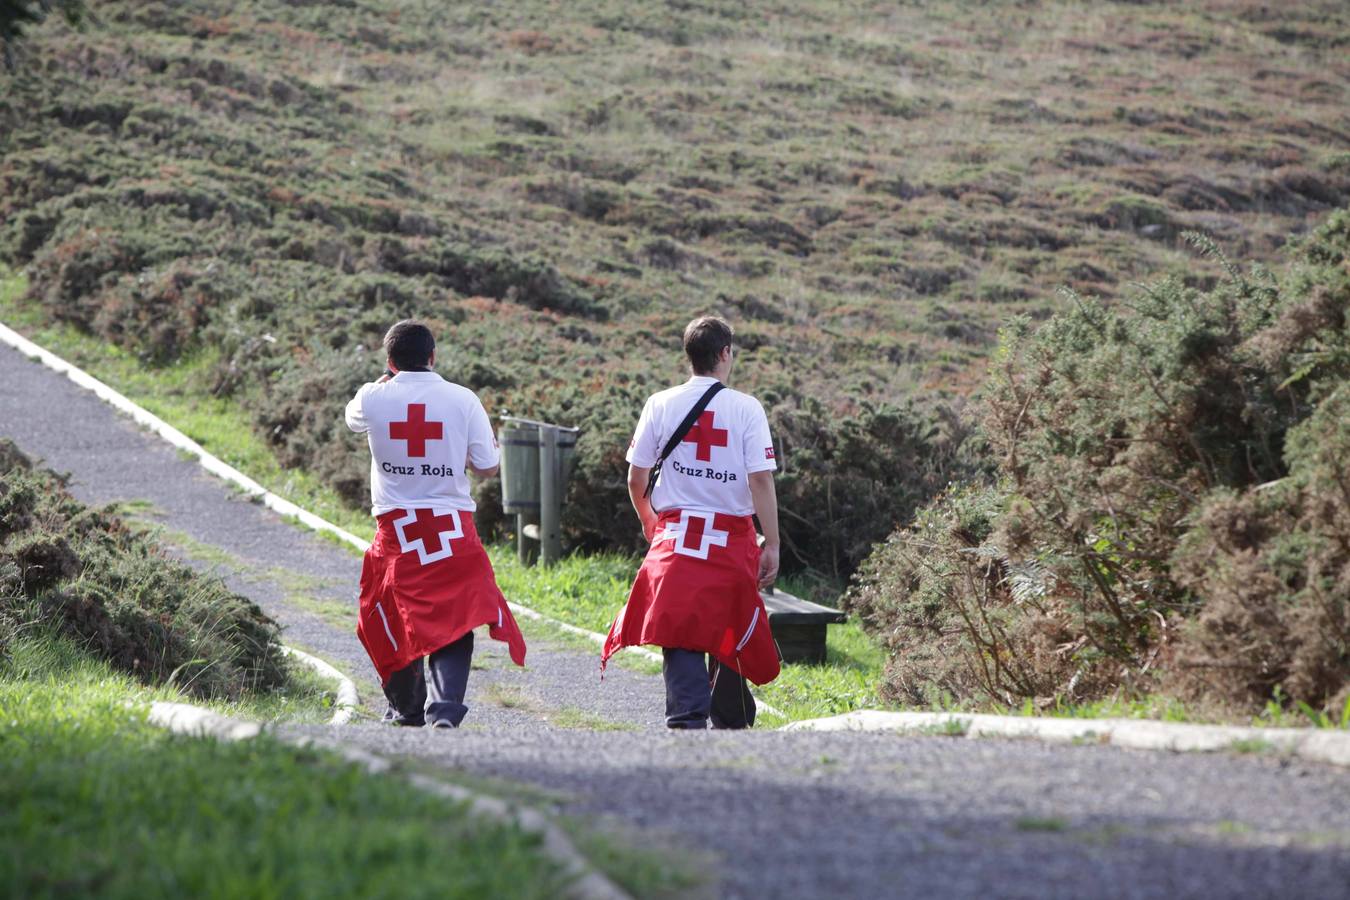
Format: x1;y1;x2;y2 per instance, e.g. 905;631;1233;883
644;382;725;498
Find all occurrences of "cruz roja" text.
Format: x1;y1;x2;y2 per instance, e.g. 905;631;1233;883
381;462;456;477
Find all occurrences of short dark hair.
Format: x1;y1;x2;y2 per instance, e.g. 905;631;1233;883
383;319;435;371
683;315;733;374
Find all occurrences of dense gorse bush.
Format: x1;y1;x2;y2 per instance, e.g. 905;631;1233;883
849;213;1350;716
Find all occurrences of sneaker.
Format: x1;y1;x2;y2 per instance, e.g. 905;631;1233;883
385;710;425;727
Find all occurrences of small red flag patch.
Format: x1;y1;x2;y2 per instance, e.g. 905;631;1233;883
765;446;776;459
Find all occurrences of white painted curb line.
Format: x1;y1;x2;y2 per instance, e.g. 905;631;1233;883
0;320;371;554
507;602;660;665
146;701;631;900
3;319;784;721
281;645;359;725
782;710;1350;768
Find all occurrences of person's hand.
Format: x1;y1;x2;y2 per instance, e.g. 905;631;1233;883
642;514;659;542
757;544;780;589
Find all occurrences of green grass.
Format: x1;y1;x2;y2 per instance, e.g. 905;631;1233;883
138;521;360;630
4;0;1346;587
514;608;662;676
546;706;640;732
755;619;887;722
1015;816;1070;833
994;690;1350;730
490;545;637;635
562;819;709;900
1227;738;1278;755
479;678;637;731
1002;694;1195;724
492;544;893;722
0;634;571;899
403;762;706;898
0;269;375;546
7;629;337;726
915;718;972;738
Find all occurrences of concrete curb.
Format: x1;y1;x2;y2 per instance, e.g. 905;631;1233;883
147;701;632;900
2;318;783;721
0;321;371;555
280;645;360;725
782;710;1350;768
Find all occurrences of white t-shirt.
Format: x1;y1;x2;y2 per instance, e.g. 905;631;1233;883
626;375;777;517
345;371;499;516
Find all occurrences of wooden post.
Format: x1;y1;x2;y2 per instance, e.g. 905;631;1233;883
539;425;562;565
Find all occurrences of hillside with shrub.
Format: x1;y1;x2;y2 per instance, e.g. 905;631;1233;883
2;0;1348;581
847;211;1350;719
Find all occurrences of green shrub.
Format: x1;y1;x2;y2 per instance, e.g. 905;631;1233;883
849;212;1350;716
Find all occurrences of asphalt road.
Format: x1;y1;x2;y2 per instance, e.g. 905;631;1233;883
5;339;1349;899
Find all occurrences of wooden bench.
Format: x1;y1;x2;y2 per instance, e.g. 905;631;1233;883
760;588;847;664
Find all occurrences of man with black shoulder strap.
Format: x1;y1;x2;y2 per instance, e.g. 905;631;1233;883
602;315;781;729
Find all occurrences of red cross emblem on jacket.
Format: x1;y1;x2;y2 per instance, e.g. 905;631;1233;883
657;510;730;559
393;507;464;564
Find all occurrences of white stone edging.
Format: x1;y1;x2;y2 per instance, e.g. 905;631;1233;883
280;645;359;725
3;318;783;721
0;320;371;555
146;701;631;900
782;709;1350;768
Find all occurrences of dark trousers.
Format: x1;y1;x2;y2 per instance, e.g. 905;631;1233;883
383;631;474;727
663;648;756;730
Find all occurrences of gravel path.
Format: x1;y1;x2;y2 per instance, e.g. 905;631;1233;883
6;340;1350;899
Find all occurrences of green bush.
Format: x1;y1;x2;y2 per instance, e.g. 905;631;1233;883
848;212;1350;716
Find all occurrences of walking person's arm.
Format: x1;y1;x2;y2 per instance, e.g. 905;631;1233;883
465;397;500;478
748;470;779;588
627;464;658;541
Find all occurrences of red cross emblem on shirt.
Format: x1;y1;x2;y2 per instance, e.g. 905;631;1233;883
389;403;443;457
682;411;729;462
393;507;464;565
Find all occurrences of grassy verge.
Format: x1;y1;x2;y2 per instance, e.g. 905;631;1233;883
0;268;374;546
7;627;337;726
0;633;571;899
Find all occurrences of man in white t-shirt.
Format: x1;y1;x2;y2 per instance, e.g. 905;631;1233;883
602;315;781;728
345;320;525;728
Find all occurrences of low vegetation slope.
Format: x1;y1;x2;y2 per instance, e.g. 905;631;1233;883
847;211;1350;719
0;440;287;699
1;1;1348;580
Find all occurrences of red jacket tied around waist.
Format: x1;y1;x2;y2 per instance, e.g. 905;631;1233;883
603;509;780;685
358;507;526;683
